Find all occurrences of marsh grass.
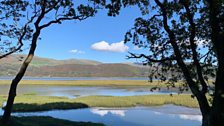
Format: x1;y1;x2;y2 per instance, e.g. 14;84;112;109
0;94;199;112
0;80;176;87
11;102;88;112
74;94;199;108
0;80;199;112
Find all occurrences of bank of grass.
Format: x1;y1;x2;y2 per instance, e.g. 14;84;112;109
74;94;199;108
0;80;177;87
0;116;105;126
0;94;199;112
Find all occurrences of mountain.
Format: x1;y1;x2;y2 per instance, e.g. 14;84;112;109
0;55;149;77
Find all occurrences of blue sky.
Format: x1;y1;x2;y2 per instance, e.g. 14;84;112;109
30;6;146;63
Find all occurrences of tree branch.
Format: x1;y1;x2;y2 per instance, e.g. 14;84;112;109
149;14;162;21
127;52;176;62
0;13;36;59
180;0;208;94
44;0;62;14
39;15;89;29
154;0;201;95
154;0;211;116
34;0;47;28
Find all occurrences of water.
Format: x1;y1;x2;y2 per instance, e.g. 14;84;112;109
0;85;176;98
0;77;200;125
12;105;202;126
0;77;148;81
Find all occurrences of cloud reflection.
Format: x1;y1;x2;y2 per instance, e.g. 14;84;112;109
153;111;202;122
179;114;202;122
91;108;126;117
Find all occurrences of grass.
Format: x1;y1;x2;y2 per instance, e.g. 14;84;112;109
0;80;176;87
74;94;199;108
0;80;198;112
0;116;105;126
0;94;199;112
10;102;88;112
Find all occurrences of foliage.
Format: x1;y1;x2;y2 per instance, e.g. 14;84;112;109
122;0;217;92
0;1;31;59
103;0;224;125
0;0;99;59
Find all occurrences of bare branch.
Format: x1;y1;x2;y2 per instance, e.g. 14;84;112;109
127;52;176;62
149;14;162;21
200;48;213;61
39;15;89;29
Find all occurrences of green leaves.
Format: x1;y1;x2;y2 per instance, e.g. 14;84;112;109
77;4;96;17
110;0;220;96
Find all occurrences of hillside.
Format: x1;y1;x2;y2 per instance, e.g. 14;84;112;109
0;55;149;77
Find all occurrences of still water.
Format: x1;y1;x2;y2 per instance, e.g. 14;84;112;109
12;105;201;126
0;85;176;98
0;77;149;81
0;78;200;126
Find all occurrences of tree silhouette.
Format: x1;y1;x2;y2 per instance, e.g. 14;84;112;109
104;0;224;126
1;0;102;124
0;1;31;59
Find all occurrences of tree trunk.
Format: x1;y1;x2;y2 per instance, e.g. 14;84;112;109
2;79;22;124
1;30;39;124
201;107;224;126
209;83;224;126
201;114;210;126
1;54;35;124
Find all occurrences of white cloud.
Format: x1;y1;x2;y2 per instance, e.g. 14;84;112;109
91;41;129;53
69;49;85;54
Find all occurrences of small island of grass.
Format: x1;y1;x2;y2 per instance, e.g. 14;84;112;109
0;94;199;112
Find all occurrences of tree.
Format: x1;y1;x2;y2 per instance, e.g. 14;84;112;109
104;0;224;126
0;1;30;59
1;0;102;124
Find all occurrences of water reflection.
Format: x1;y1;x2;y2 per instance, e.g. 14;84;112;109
179;114;202;122
0;85;176;98
12;105;202;126
91;108;126;117
0;77;149;81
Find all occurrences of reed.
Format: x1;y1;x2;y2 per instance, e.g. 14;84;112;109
0;94;199;112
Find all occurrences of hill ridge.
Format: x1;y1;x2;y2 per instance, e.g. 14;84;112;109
0;54;149;77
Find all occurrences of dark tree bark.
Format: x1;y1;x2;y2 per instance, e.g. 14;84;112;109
1;30;40;124
207;0;224;126
1;2;45;122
